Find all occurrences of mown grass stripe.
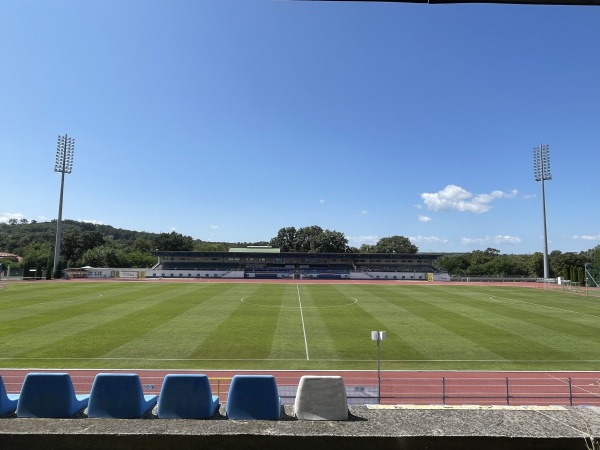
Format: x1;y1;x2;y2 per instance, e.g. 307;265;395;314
268;285;311;362
440;290;600;348
350;284;505;362
298;285;427;364
10;284;228;359
105;283;250;360
0;282;134;313
0;283;162;338
398;290;575;362
187;284;283;360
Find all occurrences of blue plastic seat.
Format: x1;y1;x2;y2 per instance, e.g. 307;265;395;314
0;375;19;416
226;375;281;420
16;373;89;418
157;374;219;419
87;373;157;419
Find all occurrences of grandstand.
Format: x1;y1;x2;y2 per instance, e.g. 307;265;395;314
146;249;447;281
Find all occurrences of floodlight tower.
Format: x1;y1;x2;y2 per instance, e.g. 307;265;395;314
52;135;75;278
533;144;551;281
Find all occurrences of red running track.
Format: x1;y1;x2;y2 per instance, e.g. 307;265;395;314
2;369;600;407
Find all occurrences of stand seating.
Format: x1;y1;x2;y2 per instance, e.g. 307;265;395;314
226;375;281;420
16;373;88;418
157;374;219;419
87;373;157;419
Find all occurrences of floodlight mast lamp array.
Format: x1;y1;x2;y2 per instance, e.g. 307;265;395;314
52;135;75;278
533;144;551;281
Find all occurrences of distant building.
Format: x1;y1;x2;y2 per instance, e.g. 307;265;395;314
0;252;22;263
64;267;146;279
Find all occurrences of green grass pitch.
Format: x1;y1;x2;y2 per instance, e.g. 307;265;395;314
1;281;599;371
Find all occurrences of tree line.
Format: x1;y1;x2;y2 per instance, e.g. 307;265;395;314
436;247;600;284
268;225;418;253
1;220;598;282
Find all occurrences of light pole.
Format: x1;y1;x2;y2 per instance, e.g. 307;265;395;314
52;134;75;278
533;144;551;281
371;330;386;403
585;263;589;296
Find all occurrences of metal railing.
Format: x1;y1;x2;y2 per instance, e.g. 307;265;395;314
379;376;600;406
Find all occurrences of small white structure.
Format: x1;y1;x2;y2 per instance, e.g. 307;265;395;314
85;268;146;279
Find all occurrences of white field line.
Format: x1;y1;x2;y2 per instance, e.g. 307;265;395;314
543;372;600;399
483;293;600;320
297;284;310;361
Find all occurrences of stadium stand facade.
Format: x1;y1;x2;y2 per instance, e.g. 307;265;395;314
145;250;447;281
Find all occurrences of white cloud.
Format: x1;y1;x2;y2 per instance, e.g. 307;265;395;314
210;225;219;229
0;212;26;223
461;235;523;246
494;235;522;244
348;235;379;247
572;234;600;241
410;235;449;244
170;226;177;231
421;185;518;214
320;199;326;204
80;219;104;225
418;215;432;222
360;210;368;215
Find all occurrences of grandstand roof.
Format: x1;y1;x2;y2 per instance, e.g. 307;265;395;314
154;250;441;260
228;247;281;253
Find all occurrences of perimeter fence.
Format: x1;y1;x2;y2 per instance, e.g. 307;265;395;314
379;375;600;406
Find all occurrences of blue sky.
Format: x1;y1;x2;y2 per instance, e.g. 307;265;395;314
1;0;599;254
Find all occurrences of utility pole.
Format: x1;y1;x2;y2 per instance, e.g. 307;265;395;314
371;331;386;403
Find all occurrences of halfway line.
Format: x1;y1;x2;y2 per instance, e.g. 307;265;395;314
297;284;310;360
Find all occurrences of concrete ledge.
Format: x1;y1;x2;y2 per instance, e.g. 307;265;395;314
1;405;600;450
